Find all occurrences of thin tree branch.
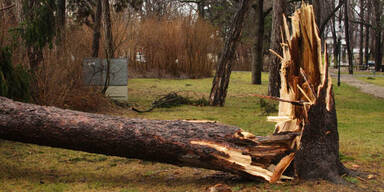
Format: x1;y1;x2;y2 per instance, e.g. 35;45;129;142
349;19;373;28
319;0;344;34
251;94;306;106
263;7;272;18
0;4;15;11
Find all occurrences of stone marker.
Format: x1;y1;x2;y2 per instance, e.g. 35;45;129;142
83;58;128;100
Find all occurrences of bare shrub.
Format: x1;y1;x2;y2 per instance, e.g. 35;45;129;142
32;27;113;112
133;16;221;78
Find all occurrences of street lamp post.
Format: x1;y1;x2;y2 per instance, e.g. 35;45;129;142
337;32;342;86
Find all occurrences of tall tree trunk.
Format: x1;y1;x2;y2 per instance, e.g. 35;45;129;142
313;0;322;35
359;0;365;68
92;0;102;58
374;0;383;72
24;0;43;73
364;0;371;67
197;1;205;19
268;0;286;97
332;8;338;69
15;0;23;22
56;0;65;42
101;0;114;95
251;0;264;85
209;0;251;106
344;0;354;74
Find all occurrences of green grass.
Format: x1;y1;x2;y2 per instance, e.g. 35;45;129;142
357;76;384;87
1;72;383;192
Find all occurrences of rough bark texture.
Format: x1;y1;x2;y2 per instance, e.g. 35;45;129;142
92;0;102;58
268;0;286;97
364;0;371;67
312;0;322;34
331;11;338;69
251;0;264;85
359;0;365;68
374;0;383;71
101;0;113;94
344;0;354;74
25;0;43;73
0;96;296;183
318;0;344;38
209;0;250;106
56;0;65;41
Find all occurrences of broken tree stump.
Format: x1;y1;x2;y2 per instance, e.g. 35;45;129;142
266;4;351;183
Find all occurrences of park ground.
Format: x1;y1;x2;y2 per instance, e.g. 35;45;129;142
0;72;383;192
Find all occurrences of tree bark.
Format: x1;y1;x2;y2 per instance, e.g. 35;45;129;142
313;0;322;34
56;0;66;42
101;0;114;95
359;0;365;68
251;0;264;85
209;0;251;106
331;6;338;69
344;0;354;74
24;0;43;73
0;96;297;183
373;0;382;72
364;0;371;67
318;0;345;38
92;0;102;58
197;0;205;19
268;0;286;97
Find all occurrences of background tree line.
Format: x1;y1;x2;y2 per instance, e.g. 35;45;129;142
0;0;383;108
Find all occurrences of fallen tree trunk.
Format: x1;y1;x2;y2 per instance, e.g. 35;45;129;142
0;96;296;183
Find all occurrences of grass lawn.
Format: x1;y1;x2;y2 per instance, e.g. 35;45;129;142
1;72;383;192
357;76;384;87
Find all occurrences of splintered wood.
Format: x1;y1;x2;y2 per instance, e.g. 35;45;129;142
264;3;332;182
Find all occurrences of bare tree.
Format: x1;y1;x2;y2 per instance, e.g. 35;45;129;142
56;0;66;41
314;0;345;38
344;0;354;74
359;0;365;68
365;0;371;66
251;0;264;84
209;0;251;106
92;0;102;57
268;0;286;97
373;0;383;71
101;0;114;95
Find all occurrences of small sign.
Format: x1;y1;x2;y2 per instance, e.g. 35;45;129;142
82;58;128;86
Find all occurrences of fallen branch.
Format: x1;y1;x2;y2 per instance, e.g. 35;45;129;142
131;92;208;113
